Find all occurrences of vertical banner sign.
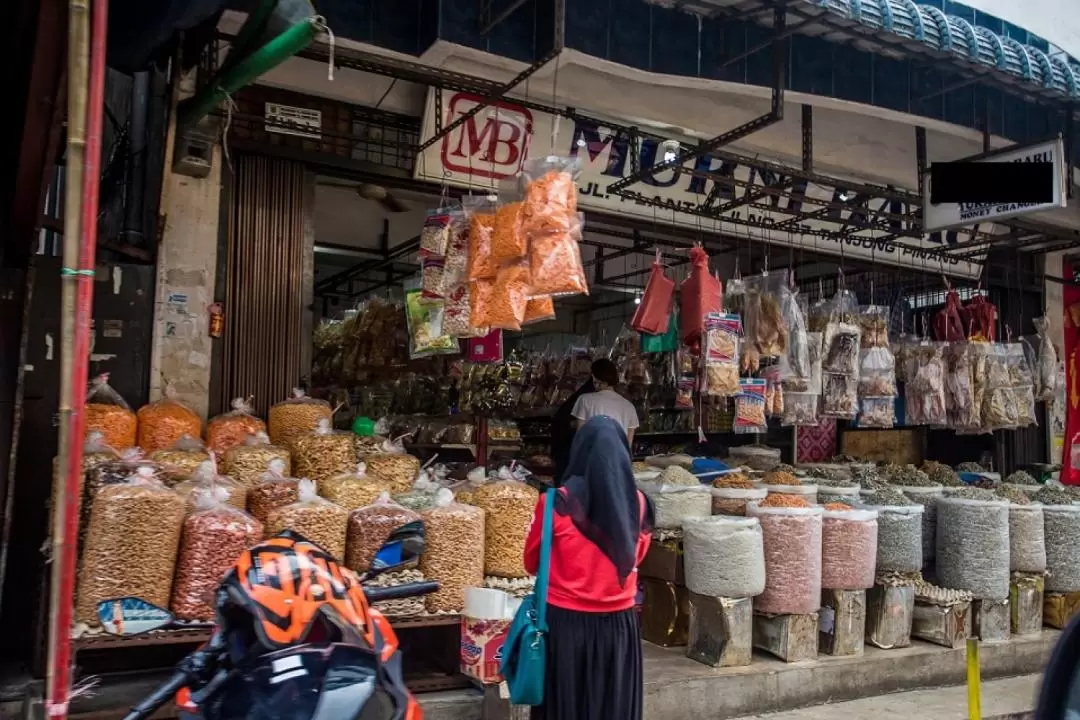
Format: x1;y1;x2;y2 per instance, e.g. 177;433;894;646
1061;258;1080;485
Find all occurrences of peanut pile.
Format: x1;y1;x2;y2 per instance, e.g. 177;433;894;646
421;502;485;613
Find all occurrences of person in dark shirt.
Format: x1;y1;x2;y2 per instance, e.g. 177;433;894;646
549;378;593;486
526;416;654;720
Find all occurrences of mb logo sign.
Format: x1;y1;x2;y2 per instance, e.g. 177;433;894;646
440;97;534;180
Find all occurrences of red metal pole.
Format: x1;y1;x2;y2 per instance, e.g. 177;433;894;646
46;0;107;714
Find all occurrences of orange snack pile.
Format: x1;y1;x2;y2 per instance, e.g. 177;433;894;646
759;493;810;509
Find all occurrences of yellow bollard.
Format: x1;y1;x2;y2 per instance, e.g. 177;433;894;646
967;638;982;720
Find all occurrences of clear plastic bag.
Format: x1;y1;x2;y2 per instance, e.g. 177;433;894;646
440;209;469;292
420;207;454;257
746;503;823;614
1044;505;1080;593
821;507;878;590
734;379;767;433
1034;316;1060;403
443;283;488;338
171;487;263;621
292;418;359;486
404;277;458;358
319;462;392;511
465;195;498;281
822;373;858;419
492;200;527;265
345;494;421;573
822;320;861;376
683;516;765;598
743;271;789;359
206;397;266;455
639;484;711;529
365;439;421;494
858;346;897;398
703;313;741;397
863;504;923;573
85;373;137;449
518;155;580;238
420;489;485;613
906;342;947;426
857;305;890;349
936;496;1010;600
470;477;539;578
268;389;332;448
267;479;349;560
981;344;1018;430
527;213;587;298
944;343;979;430
485;263;531;331
247;459;301;525
172;460;247;513
420;255;446;302
523;296;555;325
858;397;896;429
150;434;211;484
781;392;819;426
221;432;292;487
780;287;811;380
137;386;203;453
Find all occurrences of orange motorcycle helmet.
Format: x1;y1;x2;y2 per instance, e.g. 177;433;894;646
215;531;374;651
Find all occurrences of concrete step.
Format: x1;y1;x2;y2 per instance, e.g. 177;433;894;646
729;674;1040;720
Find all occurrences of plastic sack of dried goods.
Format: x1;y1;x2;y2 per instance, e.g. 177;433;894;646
78;451;164;559
268;388;332;448
1034;316;1060;403
936;496;1010;600
727;444;781;471
822;373;858;419
862;503;923;573
764;484;818;504
528;214;588;298
780;392;819;427
421;255;446;302
858;397;896;429
420;207;454;257
743;271;790;361
222;432;292;487
710;486;767;516
683;516;765;598
247;459;301;525
404;277;458;358
345;493;422;573
137;387;203;453
151;434;211;484
206;397;266;455
292;418;357;486
443;282;489;338
470;476;539;577
523;296;555;326
746;502;823;614
639;484;711;529
365;439;421;494
465;195;498;282
171;486;263;621
1043;504;1080;593
81;431;120;481
173;460;247;514
267;479;349;560
703;314;741;397
679;246;723;352
490;201;527;265
944;343;978;430
76;466;186;625
319;462;392;512
482;263;531;331
907;342;949;426
1009;503;1046;573
518;155;580;238
895;485;943;564
421;488;485;613
630;249;676;335
817;484;860;505
85;374;137;449
821;507;878;590
822;320;861;376
857;305;890;349
859;346;897;398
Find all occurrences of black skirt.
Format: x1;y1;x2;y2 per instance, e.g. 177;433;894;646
531;606;643;720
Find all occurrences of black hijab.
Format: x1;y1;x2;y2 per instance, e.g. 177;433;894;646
550;378;594;486
555;416;655;584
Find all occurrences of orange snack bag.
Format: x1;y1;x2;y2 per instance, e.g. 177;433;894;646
470;280;494;330
523;296;555;325
486;264;531;331
464;195;498;281
528;215;587;298
137;388;203;453
492;202;527;265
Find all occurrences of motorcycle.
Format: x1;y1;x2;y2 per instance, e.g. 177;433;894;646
95;521;438;720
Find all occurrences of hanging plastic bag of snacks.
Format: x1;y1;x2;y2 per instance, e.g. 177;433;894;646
747;500;823;615
781;392;819;426
292;418;358;486
420;255;447;302
171;487;263;621
518;155;580;238
365;438;422;494
470;472;539;578
822;373;858;419
268;388;332;448
523;296;556;325
857;305;891;349
907;342;948;426
858;397;896;429
247;459;301;525
421;488;485;613
491;201;527;265
743;271;789;360
420;207;454;257
680;246;723;352
821;506;878;590
173;460;247;513
443;282;488;338
150;434;211;484
734;379;767;433
206;397;266;455
1006;342;1037;428
779;285;811;380
630;249;676;335
485;263;531;331
85;374;137;449
222;432;292;487
1034;316;1060;403
137;387;203;453
320;462;393;511
267;479;349;560
439;209;469;291
944;343;979;430
464;195;498;281
527;214;588;298
822;317;861;376
76;466;186;625
858;346;896;398
345;494;421;572
404;278;458;358
703;313;741;397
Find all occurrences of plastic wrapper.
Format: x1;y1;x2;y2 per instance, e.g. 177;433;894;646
470;478;539;578
523;296;555;325
857;305;890;349
421;489;486;613
420;255;446;301
292;418;357;485
85;374;137;449
221;432;292;487
822;373;858;419
440;210;469;291
631;249;675;335
267;479;349;560
1034;316;1059;403
743;271;789;360
136;388;203;453
821;508;878;590
76;467;186;625
527;214;588;298
936;496;1010;600
442;282;488;338
734;378;767;433
365;440;421;494
816;484;861;505
420;208;454;257
78;452;164;565
319;462;393;511
150;434;211;484
747;503;823;614
206;397;266;455
518;155;580;238
171;487;263;621
763;483;818;504
895;485;943;563
858;397;896;429
465;195;498;281
484;263;531;331
703;313;741;397
906;342;947;426
345;495;422;573
945;343;979;429
822;320;861;376
980;344;1018;430
404;278;458;358
268;389;333;448
81;432;120;478
491;201;527;264
247;459;301;525
863;504;923;573
173;460;247;513
683;517;765;598
680;246;723;352
858;346;896;398
1007;343;1038;428
639;484;711;529
1009;503;1047;574
710;486;767;516
727;444;781;471
1044;505;1080;593
781;392;819;426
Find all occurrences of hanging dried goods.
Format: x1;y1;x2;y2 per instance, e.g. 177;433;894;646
747;503;822;614
206;397;266;454
465;196;498;281
292;418;357;486
221;432;292;487
85;374;137;449
1034;316;1059;403
683;517;765;598
268;389;333;448
136;390;203;453
267;479;349;560
421;490;485;613
526;217;588;298
518;156;579;237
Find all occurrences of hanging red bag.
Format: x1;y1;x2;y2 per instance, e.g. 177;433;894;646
933;288;965;342
630;249;675;335
679;246;723;351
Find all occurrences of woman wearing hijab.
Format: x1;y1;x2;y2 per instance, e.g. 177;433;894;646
549;378;594;486
524;416;654;720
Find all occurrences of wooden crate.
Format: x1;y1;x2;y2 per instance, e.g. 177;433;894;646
912;600;971;649
973;598;1011;642
687;593;753;667
753;612;819;662
1044;591;1080;629
641;579;689;647
866;584;914;649
1011;574;1044;636
819;589;866;657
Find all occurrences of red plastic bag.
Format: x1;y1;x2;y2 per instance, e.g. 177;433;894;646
679;246;723;350
631;249;675;335
933;289;965;342
961;294;998;341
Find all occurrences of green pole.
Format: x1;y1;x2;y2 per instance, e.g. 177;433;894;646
218;0;280;79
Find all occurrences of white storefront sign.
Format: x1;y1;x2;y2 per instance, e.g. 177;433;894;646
265;102;322;140
922;137;1067;233
414;90;993;279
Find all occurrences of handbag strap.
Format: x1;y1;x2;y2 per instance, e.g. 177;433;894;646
535;488;556;628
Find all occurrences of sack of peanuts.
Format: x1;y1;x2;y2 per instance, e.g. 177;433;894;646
267;479;349;561
82;431;120;480
76;466;186;626
268;388;332;448
346;493;422;573
746;501;823;614
137;385;203;453
421;489;485;613
171;486;263;621
247;458;301;525
173;460;247;514
469;471;539;578
320;462;393;512
222;431;292;487
207;397;266;455
85;374;137;450
292;418;357;486
366;438;421;494
821;506;878;590
150;434;211;485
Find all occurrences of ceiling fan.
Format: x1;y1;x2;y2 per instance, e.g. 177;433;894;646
318;179;410;214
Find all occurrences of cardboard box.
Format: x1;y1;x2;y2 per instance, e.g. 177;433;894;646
460;616;510;685
638;540;685;585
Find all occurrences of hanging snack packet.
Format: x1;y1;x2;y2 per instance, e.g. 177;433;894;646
485;263;532;331
444;283;489;338
464;195;498;281
734;379;767;434
492;201;527;265
518;155;580;237
528;213;588;298
421;256;446;302
703;313;741;397
420;208;454;257
523;296;556;325
404;278;458;359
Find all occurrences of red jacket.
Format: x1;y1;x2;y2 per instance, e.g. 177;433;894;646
523;489;652;613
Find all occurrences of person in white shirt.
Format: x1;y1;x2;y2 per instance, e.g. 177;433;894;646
571;358;640;445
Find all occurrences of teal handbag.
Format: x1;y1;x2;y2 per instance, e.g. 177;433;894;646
500;488;555;705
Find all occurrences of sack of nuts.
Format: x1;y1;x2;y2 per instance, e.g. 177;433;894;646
346;494;421;573
171;486;263;621
207;396;266;455
221;432;292;487
85;373;137;450
469;476;539;578
292;418;357;486
365;438;421;494
150;434;211;485
268;388;333;448
173;460;247;514
76;466;186;626
267;479;349;561
136;385;203;453
421;489;485;613
247;458;301;525
320;462;393;512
